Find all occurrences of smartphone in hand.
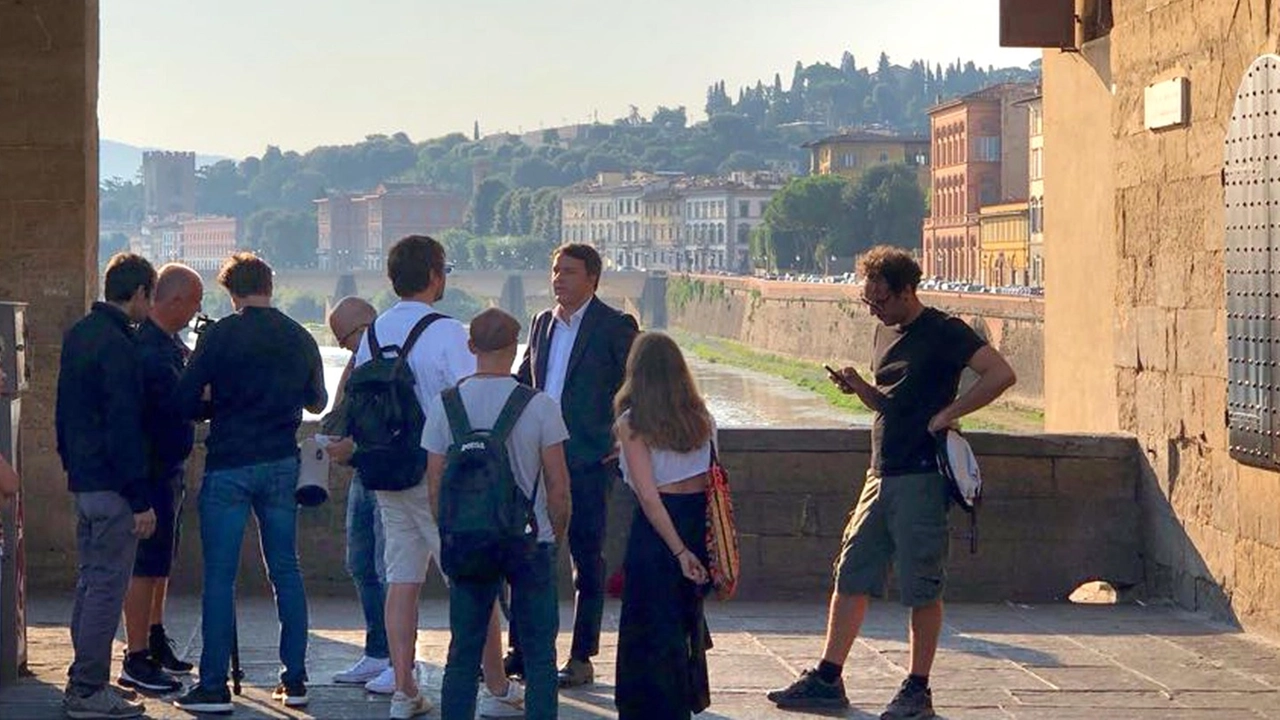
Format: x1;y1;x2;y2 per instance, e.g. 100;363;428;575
824;364;855;392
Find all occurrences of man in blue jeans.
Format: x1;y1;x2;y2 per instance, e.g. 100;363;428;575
321;296;394;691
422;308;572;719
172;253;328;714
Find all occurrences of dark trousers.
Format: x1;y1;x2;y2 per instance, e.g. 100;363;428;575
509;463;612;663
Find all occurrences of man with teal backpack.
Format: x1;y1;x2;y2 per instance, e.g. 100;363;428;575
423;308;571;720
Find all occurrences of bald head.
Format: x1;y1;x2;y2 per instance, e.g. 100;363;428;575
155;264;203;303
329;296;377;351
151;264;204;333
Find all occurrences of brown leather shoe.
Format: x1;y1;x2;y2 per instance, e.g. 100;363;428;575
556;658;594;688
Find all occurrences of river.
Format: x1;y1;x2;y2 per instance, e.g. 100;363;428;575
309;345;870;428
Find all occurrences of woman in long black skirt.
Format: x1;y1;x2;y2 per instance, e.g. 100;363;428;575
612;332;715;719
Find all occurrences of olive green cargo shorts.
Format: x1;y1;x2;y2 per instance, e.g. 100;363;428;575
833;470;950;607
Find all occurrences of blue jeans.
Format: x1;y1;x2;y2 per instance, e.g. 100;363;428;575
197;457;309;689
345;475;388;659
441;543;559;720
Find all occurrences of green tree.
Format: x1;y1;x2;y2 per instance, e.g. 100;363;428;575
245;209;317;269
651;106;688;129
439;228;476;270
759;174;854;272
465;178;510;235
845;164;926;251
511;157;562;189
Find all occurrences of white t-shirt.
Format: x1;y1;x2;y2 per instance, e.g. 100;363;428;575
421;376;569;543
353;301;476;412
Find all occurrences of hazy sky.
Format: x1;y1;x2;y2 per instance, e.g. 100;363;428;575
100;0;1038;159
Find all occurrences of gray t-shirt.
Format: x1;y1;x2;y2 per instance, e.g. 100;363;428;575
421;376;569;543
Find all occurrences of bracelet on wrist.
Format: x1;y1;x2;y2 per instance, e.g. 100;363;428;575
673;547;687;558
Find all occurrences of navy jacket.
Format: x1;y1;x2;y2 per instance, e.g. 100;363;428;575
516;296;638;470
136;318;195;481
55;302;150;512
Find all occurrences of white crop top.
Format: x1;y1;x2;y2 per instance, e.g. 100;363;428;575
617;411;716;489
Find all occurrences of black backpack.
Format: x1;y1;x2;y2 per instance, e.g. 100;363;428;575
346;313;447;491
437;383;537;582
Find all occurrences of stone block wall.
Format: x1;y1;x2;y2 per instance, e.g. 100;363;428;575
666;276;1046;406
0;1;99;575
1045;0;1280;637
20;427;1144;608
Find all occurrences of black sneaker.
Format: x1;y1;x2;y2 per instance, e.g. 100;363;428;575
766;669;850;709
272;681;308;707
150;625;194;675
119;651;183;694
880;679;935;719
173;685;233;714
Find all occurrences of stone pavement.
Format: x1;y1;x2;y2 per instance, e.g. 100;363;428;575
2;596;1280;719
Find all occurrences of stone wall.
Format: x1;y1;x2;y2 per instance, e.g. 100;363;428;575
22;427;1142;607
667;275;1045;407
1043;0;1280;637
0;2;99;578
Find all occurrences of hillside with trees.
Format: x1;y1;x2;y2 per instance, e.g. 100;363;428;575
99;52;1038;270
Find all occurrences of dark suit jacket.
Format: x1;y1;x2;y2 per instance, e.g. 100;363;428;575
516;296;639;470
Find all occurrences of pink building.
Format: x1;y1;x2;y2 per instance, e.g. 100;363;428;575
180;216;238;271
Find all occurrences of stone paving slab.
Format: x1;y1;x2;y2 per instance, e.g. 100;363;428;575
3;596;1280;718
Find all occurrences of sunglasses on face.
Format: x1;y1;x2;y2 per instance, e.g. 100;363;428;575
860;292;892;313
339;323;369;348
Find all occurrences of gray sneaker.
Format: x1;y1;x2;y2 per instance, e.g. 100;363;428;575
63;686;145;719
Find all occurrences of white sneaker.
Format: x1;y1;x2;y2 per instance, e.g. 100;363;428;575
367;661;427;696
478;680;525;718
335;655;390;685
389;690;433;719
365;665;397;695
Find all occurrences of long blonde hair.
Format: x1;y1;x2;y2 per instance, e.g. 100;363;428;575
613;332;712;453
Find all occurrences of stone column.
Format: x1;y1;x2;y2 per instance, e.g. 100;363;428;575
0;0;99;589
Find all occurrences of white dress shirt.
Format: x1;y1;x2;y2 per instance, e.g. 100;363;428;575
543;299;591;403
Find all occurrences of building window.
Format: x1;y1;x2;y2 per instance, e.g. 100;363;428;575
975;136;1001;162
1081;0;1113;43
879;152;889;163
739;200;750;218
1031;148;1043;181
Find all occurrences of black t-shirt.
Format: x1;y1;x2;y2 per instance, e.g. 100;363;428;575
176;307;327;471
870;307;987;476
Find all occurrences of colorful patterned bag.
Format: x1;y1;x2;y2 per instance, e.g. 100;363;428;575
705;439;741;600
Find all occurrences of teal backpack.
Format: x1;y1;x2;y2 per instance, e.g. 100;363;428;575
437;384;538;581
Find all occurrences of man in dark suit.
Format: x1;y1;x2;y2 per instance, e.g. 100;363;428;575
513;243;638;688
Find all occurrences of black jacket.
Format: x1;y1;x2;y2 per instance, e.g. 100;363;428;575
176;306;327;471
517;296;638;470
55;302;150;512
136;318;195;480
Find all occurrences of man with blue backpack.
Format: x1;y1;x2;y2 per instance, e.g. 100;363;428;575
422;308;571;720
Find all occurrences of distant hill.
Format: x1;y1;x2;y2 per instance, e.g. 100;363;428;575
100;139;230;182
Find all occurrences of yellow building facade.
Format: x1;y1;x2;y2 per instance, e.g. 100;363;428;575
978;202;1029;287
803;132;930;187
